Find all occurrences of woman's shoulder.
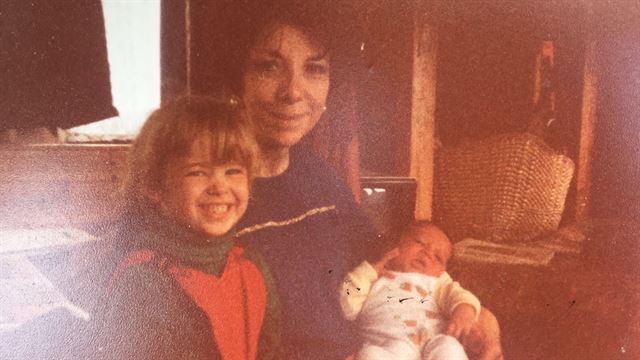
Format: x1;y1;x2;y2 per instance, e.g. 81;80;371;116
248;146;355;211
239;145;368;239
290;146;341;181
289;146;356;201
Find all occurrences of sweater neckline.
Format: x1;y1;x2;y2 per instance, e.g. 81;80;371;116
135;208;235;277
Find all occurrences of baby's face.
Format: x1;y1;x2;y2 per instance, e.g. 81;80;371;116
392;225;452;277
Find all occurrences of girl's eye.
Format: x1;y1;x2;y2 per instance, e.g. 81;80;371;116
306;62;329;76
225;167;246;176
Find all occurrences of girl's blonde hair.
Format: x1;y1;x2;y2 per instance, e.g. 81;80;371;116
124;96;257;208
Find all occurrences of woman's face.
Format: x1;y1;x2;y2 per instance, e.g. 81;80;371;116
242;23;330;150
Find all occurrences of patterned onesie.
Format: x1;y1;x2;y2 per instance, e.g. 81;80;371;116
340;261;480;360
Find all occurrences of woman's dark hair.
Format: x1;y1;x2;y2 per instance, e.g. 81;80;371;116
191;0;364;99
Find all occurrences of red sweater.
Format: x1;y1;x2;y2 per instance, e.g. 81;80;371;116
111;246;268;360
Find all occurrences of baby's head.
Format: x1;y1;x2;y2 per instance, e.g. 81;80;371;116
389;221;452;277
125;96;258;238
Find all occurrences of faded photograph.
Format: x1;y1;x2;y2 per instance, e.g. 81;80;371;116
1;1;639;359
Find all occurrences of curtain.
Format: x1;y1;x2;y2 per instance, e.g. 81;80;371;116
1;0;117;131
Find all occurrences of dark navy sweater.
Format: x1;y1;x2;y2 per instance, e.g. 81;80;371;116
237;146;378;359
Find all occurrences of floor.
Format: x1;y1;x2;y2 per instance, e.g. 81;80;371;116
449;218;640;360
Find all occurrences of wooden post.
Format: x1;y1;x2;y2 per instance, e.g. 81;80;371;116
575;38;598;222
410;12;438;220
160;0;187;102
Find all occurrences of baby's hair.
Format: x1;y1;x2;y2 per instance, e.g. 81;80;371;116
123;95;257;208
401;220;436;238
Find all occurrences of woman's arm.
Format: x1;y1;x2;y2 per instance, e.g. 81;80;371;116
466;308;504;360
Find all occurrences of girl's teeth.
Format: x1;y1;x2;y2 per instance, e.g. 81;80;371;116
208;205;229;214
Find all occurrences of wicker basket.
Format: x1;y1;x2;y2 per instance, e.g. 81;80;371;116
433;133;575;243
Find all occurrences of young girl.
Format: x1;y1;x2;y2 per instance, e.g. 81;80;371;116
93;96;281;359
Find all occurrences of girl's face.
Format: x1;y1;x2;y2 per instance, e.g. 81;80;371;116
156;137;249;238
242;23;330;150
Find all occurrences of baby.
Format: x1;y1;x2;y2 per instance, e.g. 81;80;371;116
340;220;480;360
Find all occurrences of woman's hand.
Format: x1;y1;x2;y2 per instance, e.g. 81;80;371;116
446;303;477;339
462;307;504;360
371;247;400;275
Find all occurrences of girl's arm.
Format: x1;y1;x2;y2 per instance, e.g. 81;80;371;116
92;265;210;360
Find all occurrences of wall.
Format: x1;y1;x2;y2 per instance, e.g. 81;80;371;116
434;1;587;155
0;145;128;229
591;12;640;220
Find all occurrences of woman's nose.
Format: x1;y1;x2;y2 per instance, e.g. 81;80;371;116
279;69;304;103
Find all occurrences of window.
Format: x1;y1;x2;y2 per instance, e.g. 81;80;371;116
66;0;160;141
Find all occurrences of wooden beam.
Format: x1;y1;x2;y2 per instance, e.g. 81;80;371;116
410;13;438;220
160;0;187;102
575;38;598;222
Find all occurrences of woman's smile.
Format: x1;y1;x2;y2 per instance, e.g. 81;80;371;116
266;110;311;130
269;110;308;121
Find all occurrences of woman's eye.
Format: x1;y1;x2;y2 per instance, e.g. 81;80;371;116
186;170;207;177
254;59;280;74
306;62;329;76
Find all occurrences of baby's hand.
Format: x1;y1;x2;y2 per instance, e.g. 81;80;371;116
445;303;476;339
372;247;400;275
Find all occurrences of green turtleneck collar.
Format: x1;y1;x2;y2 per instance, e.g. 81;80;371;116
133;208;236;277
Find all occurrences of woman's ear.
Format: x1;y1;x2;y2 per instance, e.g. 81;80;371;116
142;186;163;205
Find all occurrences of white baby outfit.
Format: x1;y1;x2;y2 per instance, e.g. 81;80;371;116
340;261;480;360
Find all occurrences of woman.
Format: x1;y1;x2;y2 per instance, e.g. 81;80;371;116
211;1;503;359
232;11;372;360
